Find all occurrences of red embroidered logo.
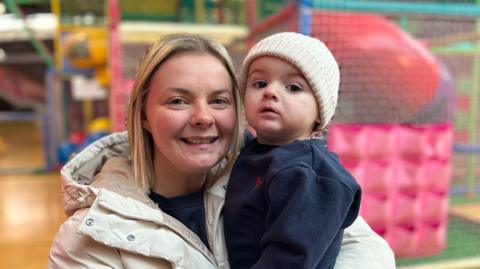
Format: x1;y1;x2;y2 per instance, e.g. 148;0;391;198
255;177;264;186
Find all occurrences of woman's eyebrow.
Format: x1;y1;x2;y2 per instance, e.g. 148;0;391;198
164;87;194;98
211;89;231;95
167;87;230;95
166;87;190;94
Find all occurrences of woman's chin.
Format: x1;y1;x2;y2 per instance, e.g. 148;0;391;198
184;158;220;174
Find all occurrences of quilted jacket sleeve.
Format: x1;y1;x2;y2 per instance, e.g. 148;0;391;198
48;208;125;269
48;208;175;269
334;216;396;269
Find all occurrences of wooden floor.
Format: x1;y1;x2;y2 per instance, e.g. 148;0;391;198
0;122;45;172
0;173;65;269
451;204;480;224
0;122;66;269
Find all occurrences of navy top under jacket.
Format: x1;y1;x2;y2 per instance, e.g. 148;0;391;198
149;189;210;250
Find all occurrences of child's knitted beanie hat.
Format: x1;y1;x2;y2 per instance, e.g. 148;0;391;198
239;32;340;130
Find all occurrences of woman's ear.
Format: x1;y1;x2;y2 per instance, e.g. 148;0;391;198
142;120;151;133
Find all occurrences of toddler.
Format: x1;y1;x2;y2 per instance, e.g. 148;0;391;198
224;32;361;269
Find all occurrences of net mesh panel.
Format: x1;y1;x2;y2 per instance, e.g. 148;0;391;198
384;12;480;221
309;11;452;124
245;1;480;266
228;4;298;71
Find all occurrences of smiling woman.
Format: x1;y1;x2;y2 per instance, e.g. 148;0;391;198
143;53;236;197
48;34;244;269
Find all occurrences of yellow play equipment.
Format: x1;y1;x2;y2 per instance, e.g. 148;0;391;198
87;117;112;134
63;27;108;86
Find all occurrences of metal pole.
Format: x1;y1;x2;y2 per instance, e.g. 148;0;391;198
466;0;480;197
313;0;480;17
299;0;312;36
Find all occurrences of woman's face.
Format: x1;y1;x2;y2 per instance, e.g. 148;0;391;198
144;52;236;178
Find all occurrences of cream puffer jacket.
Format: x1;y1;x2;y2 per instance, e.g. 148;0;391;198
48;132;396;269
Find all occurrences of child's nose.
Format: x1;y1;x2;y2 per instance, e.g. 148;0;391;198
262;84;279;100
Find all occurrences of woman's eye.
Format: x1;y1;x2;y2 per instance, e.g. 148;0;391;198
286;84;302;92
167;98;187;105
211;97;231;107
253;80;267;89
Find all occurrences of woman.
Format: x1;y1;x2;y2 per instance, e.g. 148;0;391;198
48;34;395;268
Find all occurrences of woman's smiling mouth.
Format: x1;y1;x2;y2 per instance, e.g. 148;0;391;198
182;136;218;144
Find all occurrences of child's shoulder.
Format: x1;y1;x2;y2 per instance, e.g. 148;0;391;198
280;140;358;187
284;138;329;156
269;140;323;168
280;139;347;172
242;139;336;171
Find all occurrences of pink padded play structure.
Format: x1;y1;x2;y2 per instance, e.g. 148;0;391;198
328;123;453;257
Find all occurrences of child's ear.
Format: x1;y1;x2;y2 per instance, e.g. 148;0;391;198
314;117;322;128
311;120;321;133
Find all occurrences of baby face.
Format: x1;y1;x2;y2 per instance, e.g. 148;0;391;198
244;56;319;145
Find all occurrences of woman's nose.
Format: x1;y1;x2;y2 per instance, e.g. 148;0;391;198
190;103;214;127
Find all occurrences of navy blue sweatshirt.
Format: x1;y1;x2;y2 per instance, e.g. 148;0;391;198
224;138;361;269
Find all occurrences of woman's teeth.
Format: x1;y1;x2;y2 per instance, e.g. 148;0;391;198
184;137;216;144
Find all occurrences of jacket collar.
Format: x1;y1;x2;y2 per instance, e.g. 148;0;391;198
60;131;139;216
61;131;130;186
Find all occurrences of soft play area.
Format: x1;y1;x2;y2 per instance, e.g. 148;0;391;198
0;1;479;268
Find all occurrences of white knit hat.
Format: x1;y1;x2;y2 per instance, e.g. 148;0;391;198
239;32;340;131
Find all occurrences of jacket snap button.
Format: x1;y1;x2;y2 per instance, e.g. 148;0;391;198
85;218;94;226
127;234;135;241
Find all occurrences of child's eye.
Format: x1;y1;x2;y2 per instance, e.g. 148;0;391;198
252;80;268;89
286;84;303;92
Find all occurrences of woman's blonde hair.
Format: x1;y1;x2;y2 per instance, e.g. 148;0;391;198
127;33;244;193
